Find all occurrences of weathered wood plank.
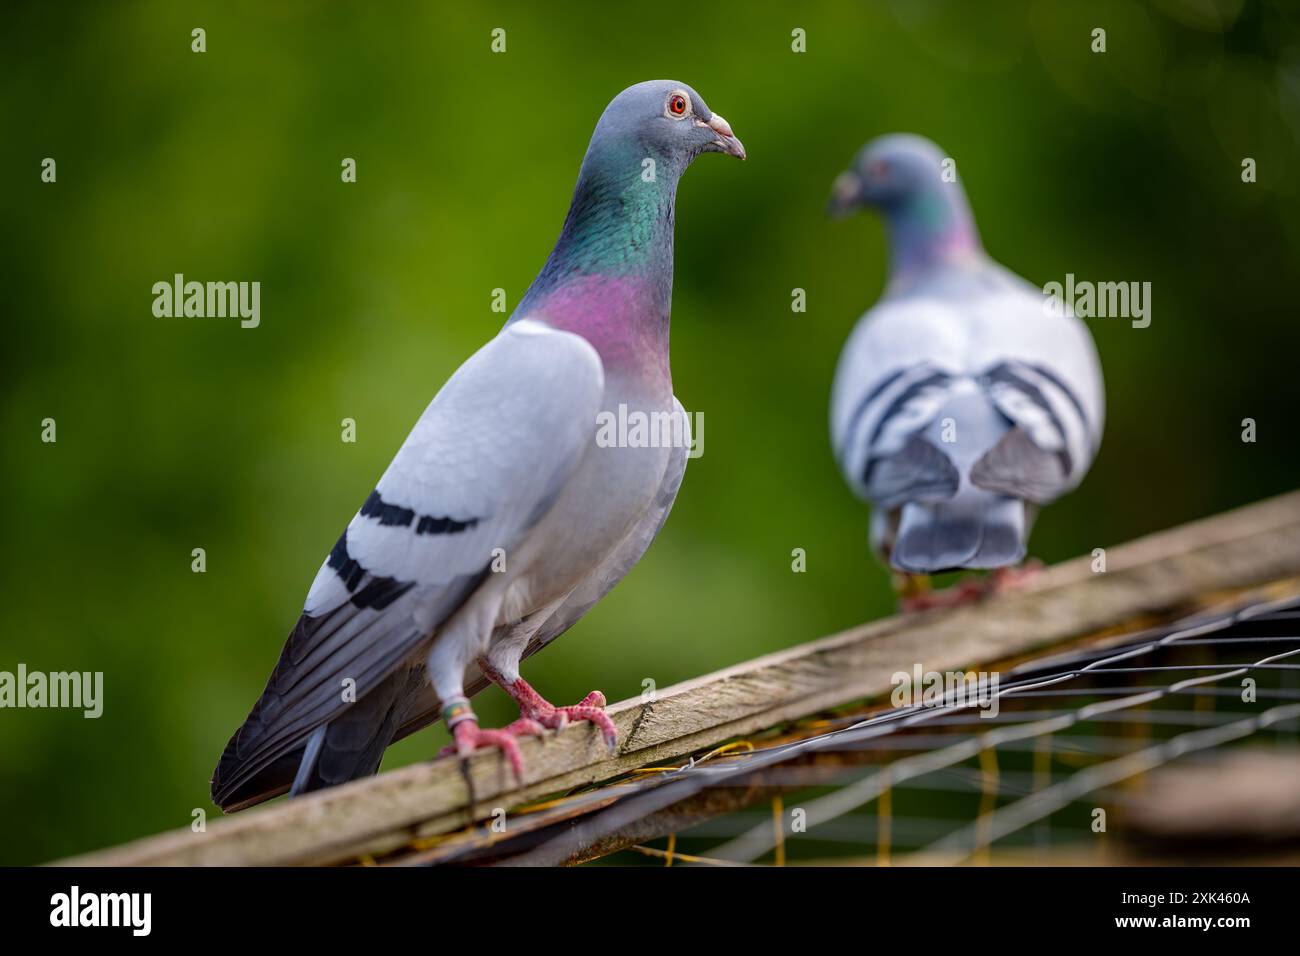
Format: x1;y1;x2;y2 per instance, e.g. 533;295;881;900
56;489;1300;866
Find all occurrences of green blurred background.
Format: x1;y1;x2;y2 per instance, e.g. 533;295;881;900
2;0;1298;865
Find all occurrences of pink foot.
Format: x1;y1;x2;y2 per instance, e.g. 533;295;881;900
530;693;617;749
900;578;984;613
438;717;545;780
480;664;618;751
898;559;1044;612
988;559;1043;595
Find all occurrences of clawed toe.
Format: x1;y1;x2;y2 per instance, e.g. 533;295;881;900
444;719;539;781
534;699;618;750
502;716;546;738
476;671;620;754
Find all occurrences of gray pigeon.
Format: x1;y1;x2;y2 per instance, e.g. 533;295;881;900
827;134;1103;607
211;80;745;811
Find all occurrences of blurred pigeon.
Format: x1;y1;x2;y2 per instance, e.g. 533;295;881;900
827;134;1103;609
211;81;745;811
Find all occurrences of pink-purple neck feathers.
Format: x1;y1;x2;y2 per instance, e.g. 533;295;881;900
510;139;682;388
531;273;671;385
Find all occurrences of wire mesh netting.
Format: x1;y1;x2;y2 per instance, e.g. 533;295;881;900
375;591;1300;867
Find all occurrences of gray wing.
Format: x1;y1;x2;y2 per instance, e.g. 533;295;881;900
969;425;1069;503
832;276;1103;511
212;319;605;809
863;433;960;511
830;296;971;505
391;397;691;739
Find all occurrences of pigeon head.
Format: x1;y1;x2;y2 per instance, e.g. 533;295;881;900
587;80;747;171
828;133;981;274
828;134;953;215
516;80;745;354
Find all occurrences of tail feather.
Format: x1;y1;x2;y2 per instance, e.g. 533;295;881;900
290;664;417;797
216;664;418;811
892;489;1025;574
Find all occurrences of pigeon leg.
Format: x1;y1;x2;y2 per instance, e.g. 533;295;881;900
435;696;545;780
479;658;618;752
427;612;548;780
896;573;984;612
986;558;1044;595
895;559;1044;612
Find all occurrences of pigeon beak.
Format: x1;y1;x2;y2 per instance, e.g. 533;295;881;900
827;171;863;218
705;113;746;160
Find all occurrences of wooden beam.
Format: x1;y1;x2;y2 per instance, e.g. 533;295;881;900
56;489;1300;866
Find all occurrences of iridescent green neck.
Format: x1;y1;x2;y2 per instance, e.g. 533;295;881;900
884;183;982;277
517;143;681;320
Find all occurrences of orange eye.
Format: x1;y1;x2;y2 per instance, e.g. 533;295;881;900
668;94;688;116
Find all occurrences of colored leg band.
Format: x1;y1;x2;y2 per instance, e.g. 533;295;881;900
441;696;475;728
